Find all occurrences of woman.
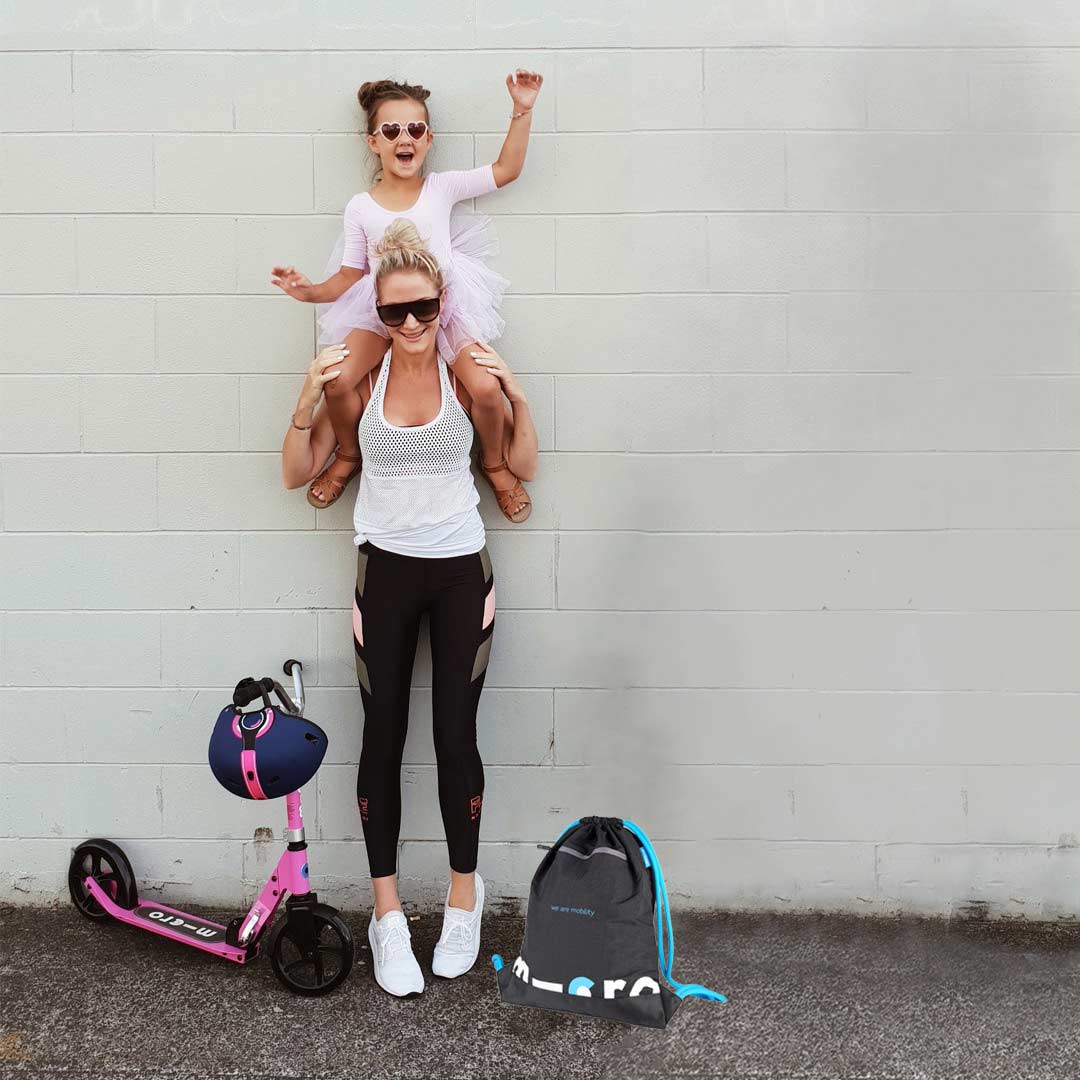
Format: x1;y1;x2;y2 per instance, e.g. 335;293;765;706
281;218;538;998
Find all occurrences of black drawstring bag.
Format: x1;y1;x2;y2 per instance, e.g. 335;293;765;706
491;816;726;1029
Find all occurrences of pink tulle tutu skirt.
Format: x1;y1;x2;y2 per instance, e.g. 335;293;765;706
315;210;510;363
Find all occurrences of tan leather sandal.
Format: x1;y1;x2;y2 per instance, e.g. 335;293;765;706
307;450;362;509
479;456;531;523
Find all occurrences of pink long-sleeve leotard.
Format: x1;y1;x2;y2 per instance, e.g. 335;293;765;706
318;164;508;361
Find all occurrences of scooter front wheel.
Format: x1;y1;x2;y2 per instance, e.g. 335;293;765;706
269;903;354;996
68;839;138;920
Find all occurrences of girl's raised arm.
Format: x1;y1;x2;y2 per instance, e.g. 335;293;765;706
491;68;543;187
438;164;500;203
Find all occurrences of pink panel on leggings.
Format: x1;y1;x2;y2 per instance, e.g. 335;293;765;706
482;583;496;629
352;597;363;645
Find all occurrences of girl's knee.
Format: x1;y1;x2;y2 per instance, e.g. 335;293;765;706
453;345;492;379
325;331;388;398
323;355;363;399
457;357;501;407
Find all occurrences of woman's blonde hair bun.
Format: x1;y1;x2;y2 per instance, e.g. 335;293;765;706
373;217;445;295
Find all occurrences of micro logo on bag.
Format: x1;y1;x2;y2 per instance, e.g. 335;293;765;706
511;955;660;999
550;904;595;917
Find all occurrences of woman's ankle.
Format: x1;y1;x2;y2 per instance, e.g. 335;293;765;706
448;870;476;910
372;873;402;920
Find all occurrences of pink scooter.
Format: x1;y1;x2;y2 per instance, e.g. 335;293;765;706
68;660;354;995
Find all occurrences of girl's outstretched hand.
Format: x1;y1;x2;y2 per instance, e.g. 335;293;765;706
507;69;543;110
271;264;314;301
470;344;526;403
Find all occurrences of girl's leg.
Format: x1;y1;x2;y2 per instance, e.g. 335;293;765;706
426;544;495;905
451;342;530;520
310;328;389;504
353;542;424;911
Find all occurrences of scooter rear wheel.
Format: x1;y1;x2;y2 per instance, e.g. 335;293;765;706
269;903;354;996
68;839;138;920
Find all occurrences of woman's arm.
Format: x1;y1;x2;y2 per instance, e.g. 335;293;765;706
500;395;538;482
281;344;351;488
460;345;538;482
491;69;543;187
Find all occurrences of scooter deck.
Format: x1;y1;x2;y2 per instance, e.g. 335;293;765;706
83;878;252;963
132;901;227;944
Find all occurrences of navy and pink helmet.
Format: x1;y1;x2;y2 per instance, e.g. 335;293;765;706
208;699;327;800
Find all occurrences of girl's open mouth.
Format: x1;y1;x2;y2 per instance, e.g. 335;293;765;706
396;149;415;165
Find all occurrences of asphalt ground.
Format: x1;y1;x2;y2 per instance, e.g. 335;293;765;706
2;903;1079;1079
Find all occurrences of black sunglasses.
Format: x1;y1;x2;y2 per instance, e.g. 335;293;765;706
376;296;441;327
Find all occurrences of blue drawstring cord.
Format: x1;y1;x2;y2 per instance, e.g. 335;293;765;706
556;818;581;842
621;819;727;1004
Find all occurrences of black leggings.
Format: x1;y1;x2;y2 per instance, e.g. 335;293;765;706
352;540;495;878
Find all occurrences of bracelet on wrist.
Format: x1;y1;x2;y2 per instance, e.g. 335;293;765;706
291;408;314;431
510;106;533;119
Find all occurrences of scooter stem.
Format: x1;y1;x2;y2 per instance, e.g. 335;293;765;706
285;790;305;841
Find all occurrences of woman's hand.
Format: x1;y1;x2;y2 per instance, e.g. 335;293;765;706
506;69;543;111
470;344;526;403
296;344;348;416
271;264;314;302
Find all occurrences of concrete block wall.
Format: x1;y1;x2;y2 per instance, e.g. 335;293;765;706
2;2;1079;918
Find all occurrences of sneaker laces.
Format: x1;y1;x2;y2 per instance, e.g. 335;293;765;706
440;908;475;952
377;917;413;961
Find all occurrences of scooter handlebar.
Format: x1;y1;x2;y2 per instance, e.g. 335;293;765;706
232;676;275;708
232;663;306;717
285;661;306;717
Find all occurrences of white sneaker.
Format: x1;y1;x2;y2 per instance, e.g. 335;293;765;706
432;872;484;978
368;908;424;998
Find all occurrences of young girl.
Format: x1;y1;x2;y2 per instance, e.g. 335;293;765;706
270;73;541;520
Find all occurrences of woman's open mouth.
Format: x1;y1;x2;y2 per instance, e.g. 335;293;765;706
400;327;425;341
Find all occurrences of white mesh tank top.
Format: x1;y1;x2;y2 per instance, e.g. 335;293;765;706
352;349;485;558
